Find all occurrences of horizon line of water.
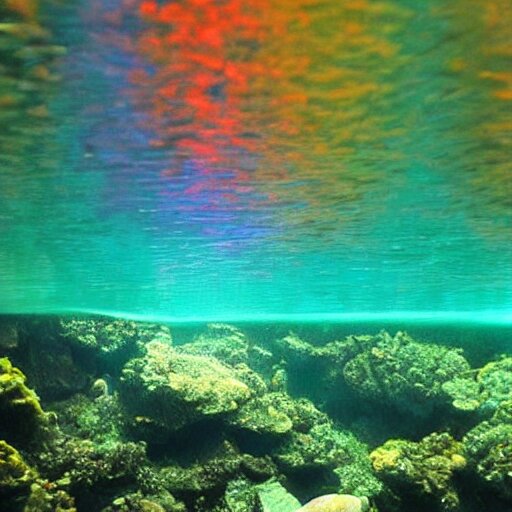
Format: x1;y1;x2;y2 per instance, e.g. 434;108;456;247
5;308;509;326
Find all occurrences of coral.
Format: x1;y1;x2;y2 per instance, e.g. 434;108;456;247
0;440;77;511
463;400;512;500
229;393;294;435
343;331;470;418
0;357;45;442
33;434;151;503
228;391;327;437
59;317;172;357
476;357;512;413
120;341;252;434
370;432;466;510
441;376;481;412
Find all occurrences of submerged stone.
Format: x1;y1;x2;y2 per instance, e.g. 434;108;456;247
371;432;465;510
343;331;470;418
0;357;45;442
298;494;369;512
256;479;301;512
120;341;251;433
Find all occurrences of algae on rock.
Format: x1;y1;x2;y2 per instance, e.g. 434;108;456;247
371;432;466;511
343;331;470;418
463;400;512;500
120;341;252;434
444;357;512;415
0;357;46;442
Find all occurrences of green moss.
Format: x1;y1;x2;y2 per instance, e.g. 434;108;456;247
0;357;45;442
177;324;249;366
343;331;470;418
275;422;382;498
371;433;466;511
441;376;481;412
463;400;512;500
120;342;252;434
49;393;125;447
443;357;512;415
229;393;294;435
24;482;77;512
59;317;172;356
161;442;276;499
102;491;185;512
0;440;36;494
33;435;150;500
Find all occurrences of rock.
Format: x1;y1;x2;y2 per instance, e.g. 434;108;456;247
0;322;18;351
463;400;512;500
371;432;465;510
298;494;369;512
177;323;249;366
0;439;36;493
0;357;46;443
256;479;301;512
343;331;470;418
120;342;252;433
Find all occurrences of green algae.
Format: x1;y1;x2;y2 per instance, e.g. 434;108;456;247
463;400;512;500
343;331;470;418
0;357;45;443
371;433;466;511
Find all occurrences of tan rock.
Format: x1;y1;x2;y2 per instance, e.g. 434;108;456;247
298;494;369;512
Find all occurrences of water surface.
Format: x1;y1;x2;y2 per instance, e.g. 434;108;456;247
1;0;511;320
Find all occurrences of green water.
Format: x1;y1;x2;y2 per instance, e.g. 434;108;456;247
0;0;511;321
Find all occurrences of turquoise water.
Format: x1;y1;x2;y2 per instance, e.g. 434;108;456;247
1;0;511;321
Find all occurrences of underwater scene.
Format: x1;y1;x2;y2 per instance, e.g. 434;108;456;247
1;0;512;511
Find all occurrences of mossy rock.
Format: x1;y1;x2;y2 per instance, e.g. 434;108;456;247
0;357;45;442
120;342;252;433
0;440;36;495
443;357;512;415
463;400;512;500
343;331;470;418
371;432;466;511
275;422;381;498
59;317;172;360
177;324;249;366
256;479;301;512
228;392;327;437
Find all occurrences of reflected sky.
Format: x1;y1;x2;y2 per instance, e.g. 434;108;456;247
0;0;511;319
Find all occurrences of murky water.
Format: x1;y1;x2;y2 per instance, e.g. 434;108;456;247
1;0;511;320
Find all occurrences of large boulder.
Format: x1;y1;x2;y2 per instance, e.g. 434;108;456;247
343;331;470;418
119;341;252;433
